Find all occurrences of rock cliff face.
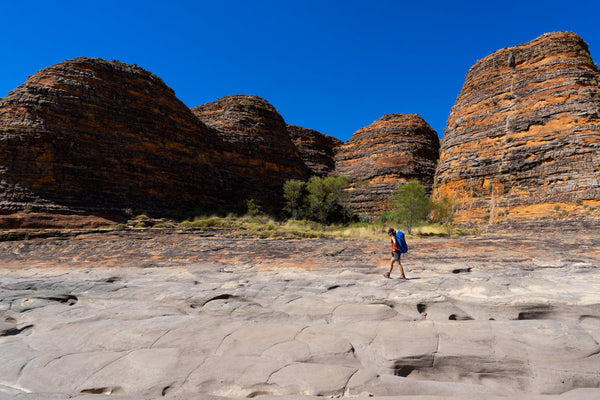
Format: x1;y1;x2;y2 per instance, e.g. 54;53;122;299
435;32;600;222
286;124;342;177
192;95;310;211
0;61;315;221
335;114;440;217
0;57;224;216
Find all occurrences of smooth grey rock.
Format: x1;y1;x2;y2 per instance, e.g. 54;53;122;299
268;362;357;396
0;231;599;399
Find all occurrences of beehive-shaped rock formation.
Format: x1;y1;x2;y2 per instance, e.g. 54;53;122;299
192;95;310;211
287;124;342;177
0;57;224;216
335;114;440;217
435;32;600;222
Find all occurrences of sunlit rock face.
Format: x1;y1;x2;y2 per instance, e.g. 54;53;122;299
435;32;600;222
335;113;439;217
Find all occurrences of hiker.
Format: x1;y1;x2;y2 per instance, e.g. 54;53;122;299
384;228;406;279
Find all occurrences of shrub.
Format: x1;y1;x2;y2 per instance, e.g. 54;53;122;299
430;195;458;226
245;199;262;216
379;211;401;224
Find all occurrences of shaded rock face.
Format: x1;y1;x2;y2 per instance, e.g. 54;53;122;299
0;61;314;219
335;114;440;217
286;124;342;177
192;95;310;211
0;57;224;215
435;32;600;222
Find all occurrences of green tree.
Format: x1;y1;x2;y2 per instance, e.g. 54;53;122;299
305;176;352;223
378;210;401;224
393;179;431;234
283;179;305;219
431;195;458;231
245;199;262;216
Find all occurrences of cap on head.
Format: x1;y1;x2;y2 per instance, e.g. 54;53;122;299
387;228;395;234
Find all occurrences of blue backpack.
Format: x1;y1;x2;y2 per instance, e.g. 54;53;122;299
396;231;408;253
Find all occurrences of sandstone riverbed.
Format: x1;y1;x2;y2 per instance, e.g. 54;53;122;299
0;224;599;399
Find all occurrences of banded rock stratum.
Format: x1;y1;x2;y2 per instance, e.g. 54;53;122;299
287;124;342;177
335;113;440;217
0;60;312;220
0;57;224;215
191;94;310;211
435;32;600;222
2;32;600;226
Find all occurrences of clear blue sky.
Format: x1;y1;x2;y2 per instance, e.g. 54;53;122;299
2;0;599;142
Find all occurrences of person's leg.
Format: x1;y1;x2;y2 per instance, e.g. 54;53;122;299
397;256;406;278
384;257;394;278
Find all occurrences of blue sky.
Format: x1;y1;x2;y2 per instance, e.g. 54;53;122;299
2;1;599;142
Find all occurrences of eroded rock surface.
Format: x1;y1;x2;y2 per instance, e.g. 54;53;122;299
287;124;342;177
192;95;310;211
335;114;440;217
0;224;598;399
0;63;318;221
0;57;224;215
435;32;600;222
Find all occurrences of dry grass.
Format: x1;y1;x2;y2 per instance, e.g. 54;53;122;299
327;224;387;240
120;214;458;239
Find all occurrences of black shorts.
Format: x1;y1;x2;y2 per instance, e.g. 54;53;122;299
392;251;402;260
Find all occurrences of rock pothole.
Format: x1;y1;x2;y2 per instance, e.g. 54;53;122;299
0;324;33;337
80;386;124;395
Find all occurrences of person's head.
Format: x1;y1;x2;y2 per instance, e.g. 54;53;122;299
387;228;395;236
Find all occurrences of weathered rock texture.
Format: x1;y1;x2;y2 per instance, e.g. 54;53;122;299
0;224;599;399
435;32;600;222
0;61;316;221
287;124;342;177
335;114;440;217
192;95;310;211
0;57;224;215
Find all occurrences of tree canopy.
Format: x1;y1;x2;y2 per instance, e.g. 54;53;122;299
283;176;353;223
393;179;431;234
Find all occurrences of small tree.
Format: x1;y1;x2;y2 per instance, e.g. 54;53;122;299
245;199;262;216
431;195;458;233
305;176;352;223
283;179;305;219
283;176;353;223
393;179;431;234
